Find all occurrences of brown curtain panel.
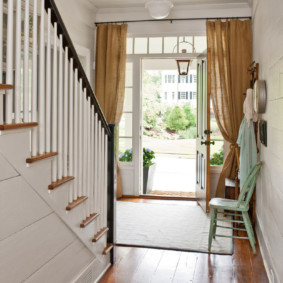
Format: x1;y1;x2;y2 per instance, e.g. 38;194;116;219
206;20;252;197
95;23;127;124
95;24;127;198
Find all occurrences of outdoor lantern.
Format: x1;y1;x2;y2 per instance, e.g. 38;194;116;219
176;60;191;76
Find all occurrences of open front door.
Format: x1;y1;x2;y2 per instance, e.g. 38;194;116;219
195;54;211;213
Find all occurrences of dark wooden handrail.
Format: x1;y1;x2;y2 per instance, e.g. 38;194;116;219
45;0;111;136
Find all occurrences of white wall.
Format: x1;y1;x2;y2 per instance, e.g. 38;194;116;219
95;3;251;36
252;0;283;282
54;0;96;87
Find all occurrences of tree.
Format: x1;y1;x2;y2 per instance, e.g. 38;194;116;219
183;103;196;128
166;106;188;131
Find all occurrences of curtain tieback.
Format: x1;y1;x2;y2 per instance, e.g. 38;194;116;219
229;143;239;151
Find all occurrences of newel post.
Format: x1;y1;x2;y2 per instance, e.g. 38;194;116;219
107;124;116;264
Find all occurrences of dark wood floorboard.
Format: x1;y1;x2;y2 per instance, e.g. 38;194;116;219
99;198;269;283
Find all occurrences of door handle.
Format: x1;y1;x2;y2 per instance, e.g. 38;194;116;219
204;129;212;135
201;141;215;146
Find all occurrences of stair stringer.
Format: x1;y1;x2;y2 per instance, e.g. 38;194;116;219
0;130;111;277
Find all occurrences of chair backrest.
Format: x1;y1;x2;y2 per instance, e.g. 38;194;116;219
237;162;262;208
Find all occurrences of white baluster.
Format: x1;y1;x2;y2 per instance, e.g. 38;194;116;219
98;120;102;230
82;90;87;220
83;89;87;197
39;0;45;153
86;97;91;217
63;47;69;177
51;23;58;181
101;128;105;227
5;0;13;124
90;105;95;213
31;0;38;156
0;0;3;124
45;8;51;152
68;59;74;203
14;0;21;124
73;69;79;200
23;0;30;123
78;79;83;197
104;132;108;227
94;113;99;233
57;35;63;180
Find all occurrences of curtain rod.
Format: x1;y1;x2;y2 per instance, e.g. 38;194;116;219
94;16;252;26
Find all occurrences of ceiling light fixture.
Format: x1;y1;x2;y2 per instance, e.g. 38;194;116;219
145;0;174;20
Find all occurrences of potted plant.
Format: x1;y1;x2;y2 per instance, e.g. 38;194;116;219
119;147;156;194
143;148;156;194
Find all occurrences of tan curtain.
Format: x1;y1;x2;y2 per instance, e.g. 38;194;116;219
95;24;127;198
95;23;127;124
206;20;252;197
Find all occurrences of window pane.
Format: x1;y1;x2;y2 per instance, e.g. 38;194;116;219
125;62;133;87
124;88;133;112
126;38;133;54
210;140;224;166
164;37;177;53
119;138;133;159
119;113;132;137
194;36;207;53
179;36;193;53
149;37;162;54
134;37;148;54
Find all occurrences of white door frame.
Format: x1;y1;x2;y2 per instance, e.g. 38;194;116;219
122;53;200;196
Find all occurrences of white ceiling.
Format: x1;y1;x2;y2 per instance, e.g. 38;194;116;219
90;0;250;9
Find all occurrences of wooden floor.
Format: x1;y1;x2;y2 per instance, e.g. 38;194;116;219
100;198;269;283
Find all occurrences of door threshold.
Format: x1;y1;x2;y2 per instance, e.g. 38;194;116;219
121;194;196;201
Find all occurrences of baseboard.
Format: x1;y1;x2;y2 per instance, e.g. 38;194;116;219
94;263;111;283
256;218;280;283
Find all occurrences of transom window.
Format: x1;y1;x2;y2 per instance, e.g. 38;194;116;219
127;36;206;55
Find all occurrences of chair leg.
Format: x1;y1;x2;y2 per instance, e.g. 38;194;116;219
242;211;256;254
213;209;218;239
208;208;216;252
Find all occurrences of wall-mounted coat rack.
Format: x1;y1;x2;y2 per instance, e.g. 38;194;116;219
248;61;259;88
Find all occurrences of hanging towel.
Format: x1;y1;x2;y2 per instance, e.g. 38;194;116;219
243;88;258;127
237;117;257;189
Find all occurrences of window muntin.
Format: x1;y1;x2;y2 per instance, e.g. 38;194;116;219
126;35;206;55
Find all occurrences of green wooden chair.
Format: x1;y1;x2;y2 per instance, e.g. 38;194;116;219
208;162;262;254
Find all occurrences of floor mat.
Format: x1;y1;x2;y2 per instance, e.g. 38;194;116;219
117;201;233;255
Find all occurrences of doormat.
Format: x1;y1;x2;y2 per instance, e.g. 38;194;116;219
117;201;233;255
148;190;196;198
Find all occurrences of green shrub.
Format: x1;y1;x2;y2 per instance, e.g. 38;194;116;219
210;149;224;166
182;103;196;128
119;148;155;168
119;149;132;162
143;148;155;167
143;108;158;129
178;127;197;139
166;106;188;131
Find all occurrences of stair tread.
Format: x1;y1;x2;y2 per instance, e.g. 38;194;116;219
26;152;58;163
66;196;87;211
0;84;13;90
48;176;74;190
103;243;113;255
0;122;38;131
92;227;109;242
80;213;99;228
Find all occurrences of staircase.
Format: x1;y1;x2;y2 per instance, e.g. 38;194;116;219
0;0;114;282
